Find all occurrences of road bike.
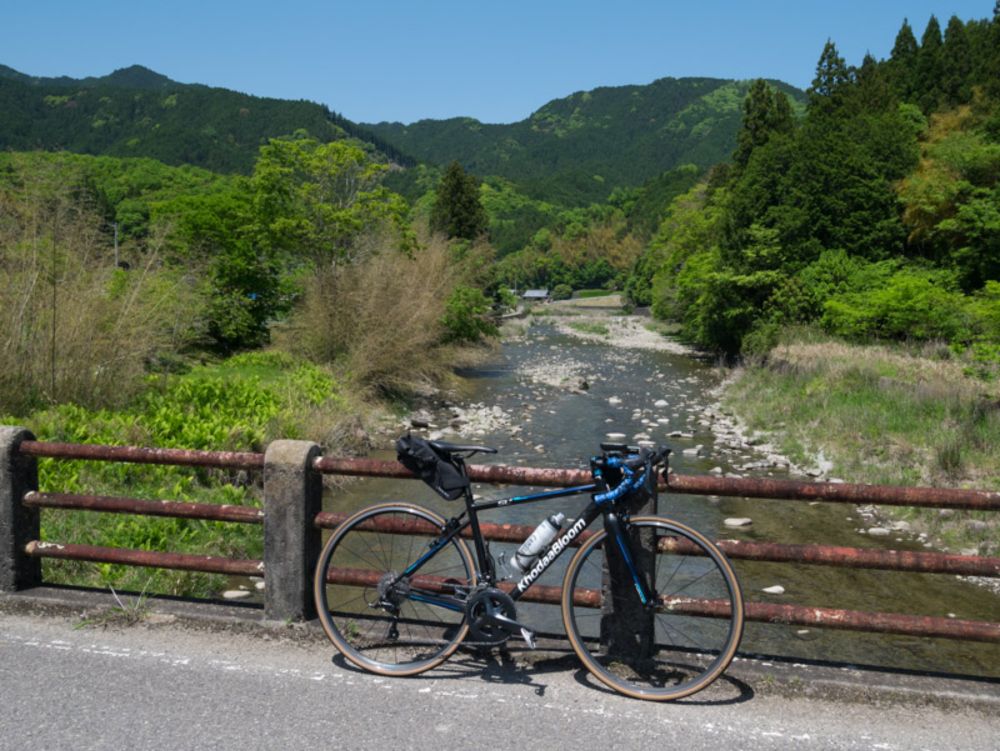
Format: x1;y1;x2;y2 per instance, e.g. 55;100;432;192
314;435;744;701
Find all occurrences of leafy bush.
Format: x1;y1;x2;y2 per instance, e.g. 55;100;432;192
442;285;498;343
822;267;971;341
552;284;573;300
10;352;343;597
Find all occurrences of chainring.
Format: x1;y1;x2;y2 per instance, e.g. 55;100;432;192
465;587;517;645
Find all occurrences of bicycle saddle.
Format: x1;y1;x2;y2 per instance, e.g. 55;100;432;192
428;440;498;456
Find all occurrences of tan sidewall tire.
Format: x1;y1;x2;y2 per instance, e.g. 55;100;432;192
561;515;744;700
313;501;477;677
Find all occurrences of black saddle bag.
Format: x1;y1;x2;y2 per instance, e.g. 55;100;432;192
395;434;470;501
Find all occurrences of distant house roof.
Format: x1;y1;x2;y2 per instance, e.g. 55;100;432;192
522;289;550;300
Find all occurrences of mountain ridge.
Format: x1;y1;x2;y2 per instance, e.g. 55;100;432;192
365;76;805;204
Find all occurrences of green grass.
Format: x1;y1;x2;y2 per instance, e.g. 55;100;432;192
643;320;683;336
568;321;610;336
573;289;615;299
723;336;1000;555
529;307;579;317
5;350;345;597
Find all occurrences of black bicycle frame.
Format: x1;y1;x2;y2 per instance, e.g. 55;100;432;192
399;481;655;614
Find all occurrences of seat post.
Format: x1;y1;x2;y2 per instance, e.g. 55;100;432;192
458;464;494;583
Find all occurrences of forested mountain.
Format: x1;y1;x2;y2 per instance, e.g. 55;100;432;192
366;77;805;205
0;64;412;173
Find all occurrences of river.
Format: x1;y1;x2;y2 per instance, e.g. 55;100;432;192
326;304;1000;678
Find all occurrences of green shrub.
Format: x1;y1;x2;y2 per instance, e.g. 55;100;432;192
822;267;971;341
552;284;573;300
442;285;498;343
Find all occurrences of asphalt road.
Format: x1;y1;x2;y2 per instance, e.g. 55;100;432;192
1;611;997;751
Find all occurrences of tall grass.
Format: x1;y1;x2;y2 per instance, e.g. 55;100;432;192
276;235;474;394
724;334;1000;552
0;179;204;414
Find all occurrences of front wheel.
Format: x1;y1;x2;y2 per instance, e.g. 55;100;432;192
314;502;476;676
561;516;744;701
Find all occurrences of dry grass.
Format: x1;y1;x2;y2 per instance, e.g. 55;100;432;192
0;185;204;415
275;235;470;394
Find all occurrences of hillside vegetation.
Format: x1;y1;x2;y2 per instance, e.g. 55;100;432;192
0;64;411;173
368;77;804;206
625;12;1000;359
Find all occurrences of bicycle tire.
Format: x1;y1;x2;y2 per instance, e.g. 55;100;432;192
561;515;744;701
314;502;476;676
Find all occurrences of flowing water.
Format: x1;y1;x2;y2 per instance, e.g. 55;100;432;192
325;311;1000;678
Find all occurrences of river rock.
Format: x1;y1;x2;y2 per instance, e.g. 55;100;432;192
654;399;669;408
608;396;622;405
762;585;785;595
868;527;892;537
606;432;626;442
222;590;251;600
724;517;753;528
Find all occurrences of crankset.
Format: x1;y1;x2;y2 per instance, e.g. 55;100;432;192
465;588;536;648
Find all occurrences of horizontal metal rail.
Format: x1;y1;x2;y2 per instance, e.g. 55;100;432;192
24;491;264;524
313;456;1000;510
314;511;1000;578
668;474;1000;511
18;440;1000;510
24;540;263;577
19;440;264;471
320;565;1000;642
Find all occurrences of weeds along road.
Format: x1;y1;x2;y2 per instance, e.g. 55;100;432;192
0;611;997;751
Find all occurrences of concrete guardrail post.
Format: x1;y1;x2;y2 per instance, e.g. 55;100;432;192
0;427;41;593
263;440;322;622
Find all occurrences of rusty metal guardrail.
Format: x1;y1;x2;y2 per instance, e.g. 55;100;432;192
3;434;998;645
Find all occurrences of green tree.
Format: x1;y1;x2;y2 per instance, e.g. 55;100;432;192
250;134;411;265
808;41;853;114
733;80;795;170
941;16;972;106
888;19;919;101
854;53;894;113
916;16;944;112
430;161;488;240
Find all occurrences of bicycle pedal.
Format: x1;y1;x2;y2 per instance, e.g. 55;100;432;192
520;628;536;649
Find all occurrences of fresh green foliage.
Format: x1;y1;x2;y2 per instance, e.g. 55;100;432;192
552;284;573;301
9;352;342;596
251;134;414;264
441;285;498;342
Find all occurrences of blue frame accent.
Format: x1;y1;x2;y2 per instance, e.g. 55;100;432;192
614;529;650;605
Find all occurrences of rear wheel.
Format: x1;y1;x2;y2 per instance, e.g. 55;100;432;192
314;502;476;676
562;516;743;701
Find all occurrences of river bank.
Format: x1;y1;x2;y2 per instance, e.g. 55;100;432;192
720;336;1000;563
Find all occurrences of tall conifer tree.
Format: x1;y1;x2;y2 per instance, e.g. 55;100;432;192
808;41;852;114
430;161;487;241
916;15;944;112
941;16;972;105
733;80;794;170
888;19;919;101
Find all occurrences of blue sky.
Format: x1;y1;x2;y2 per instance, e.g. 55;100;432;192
2;1;994;124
